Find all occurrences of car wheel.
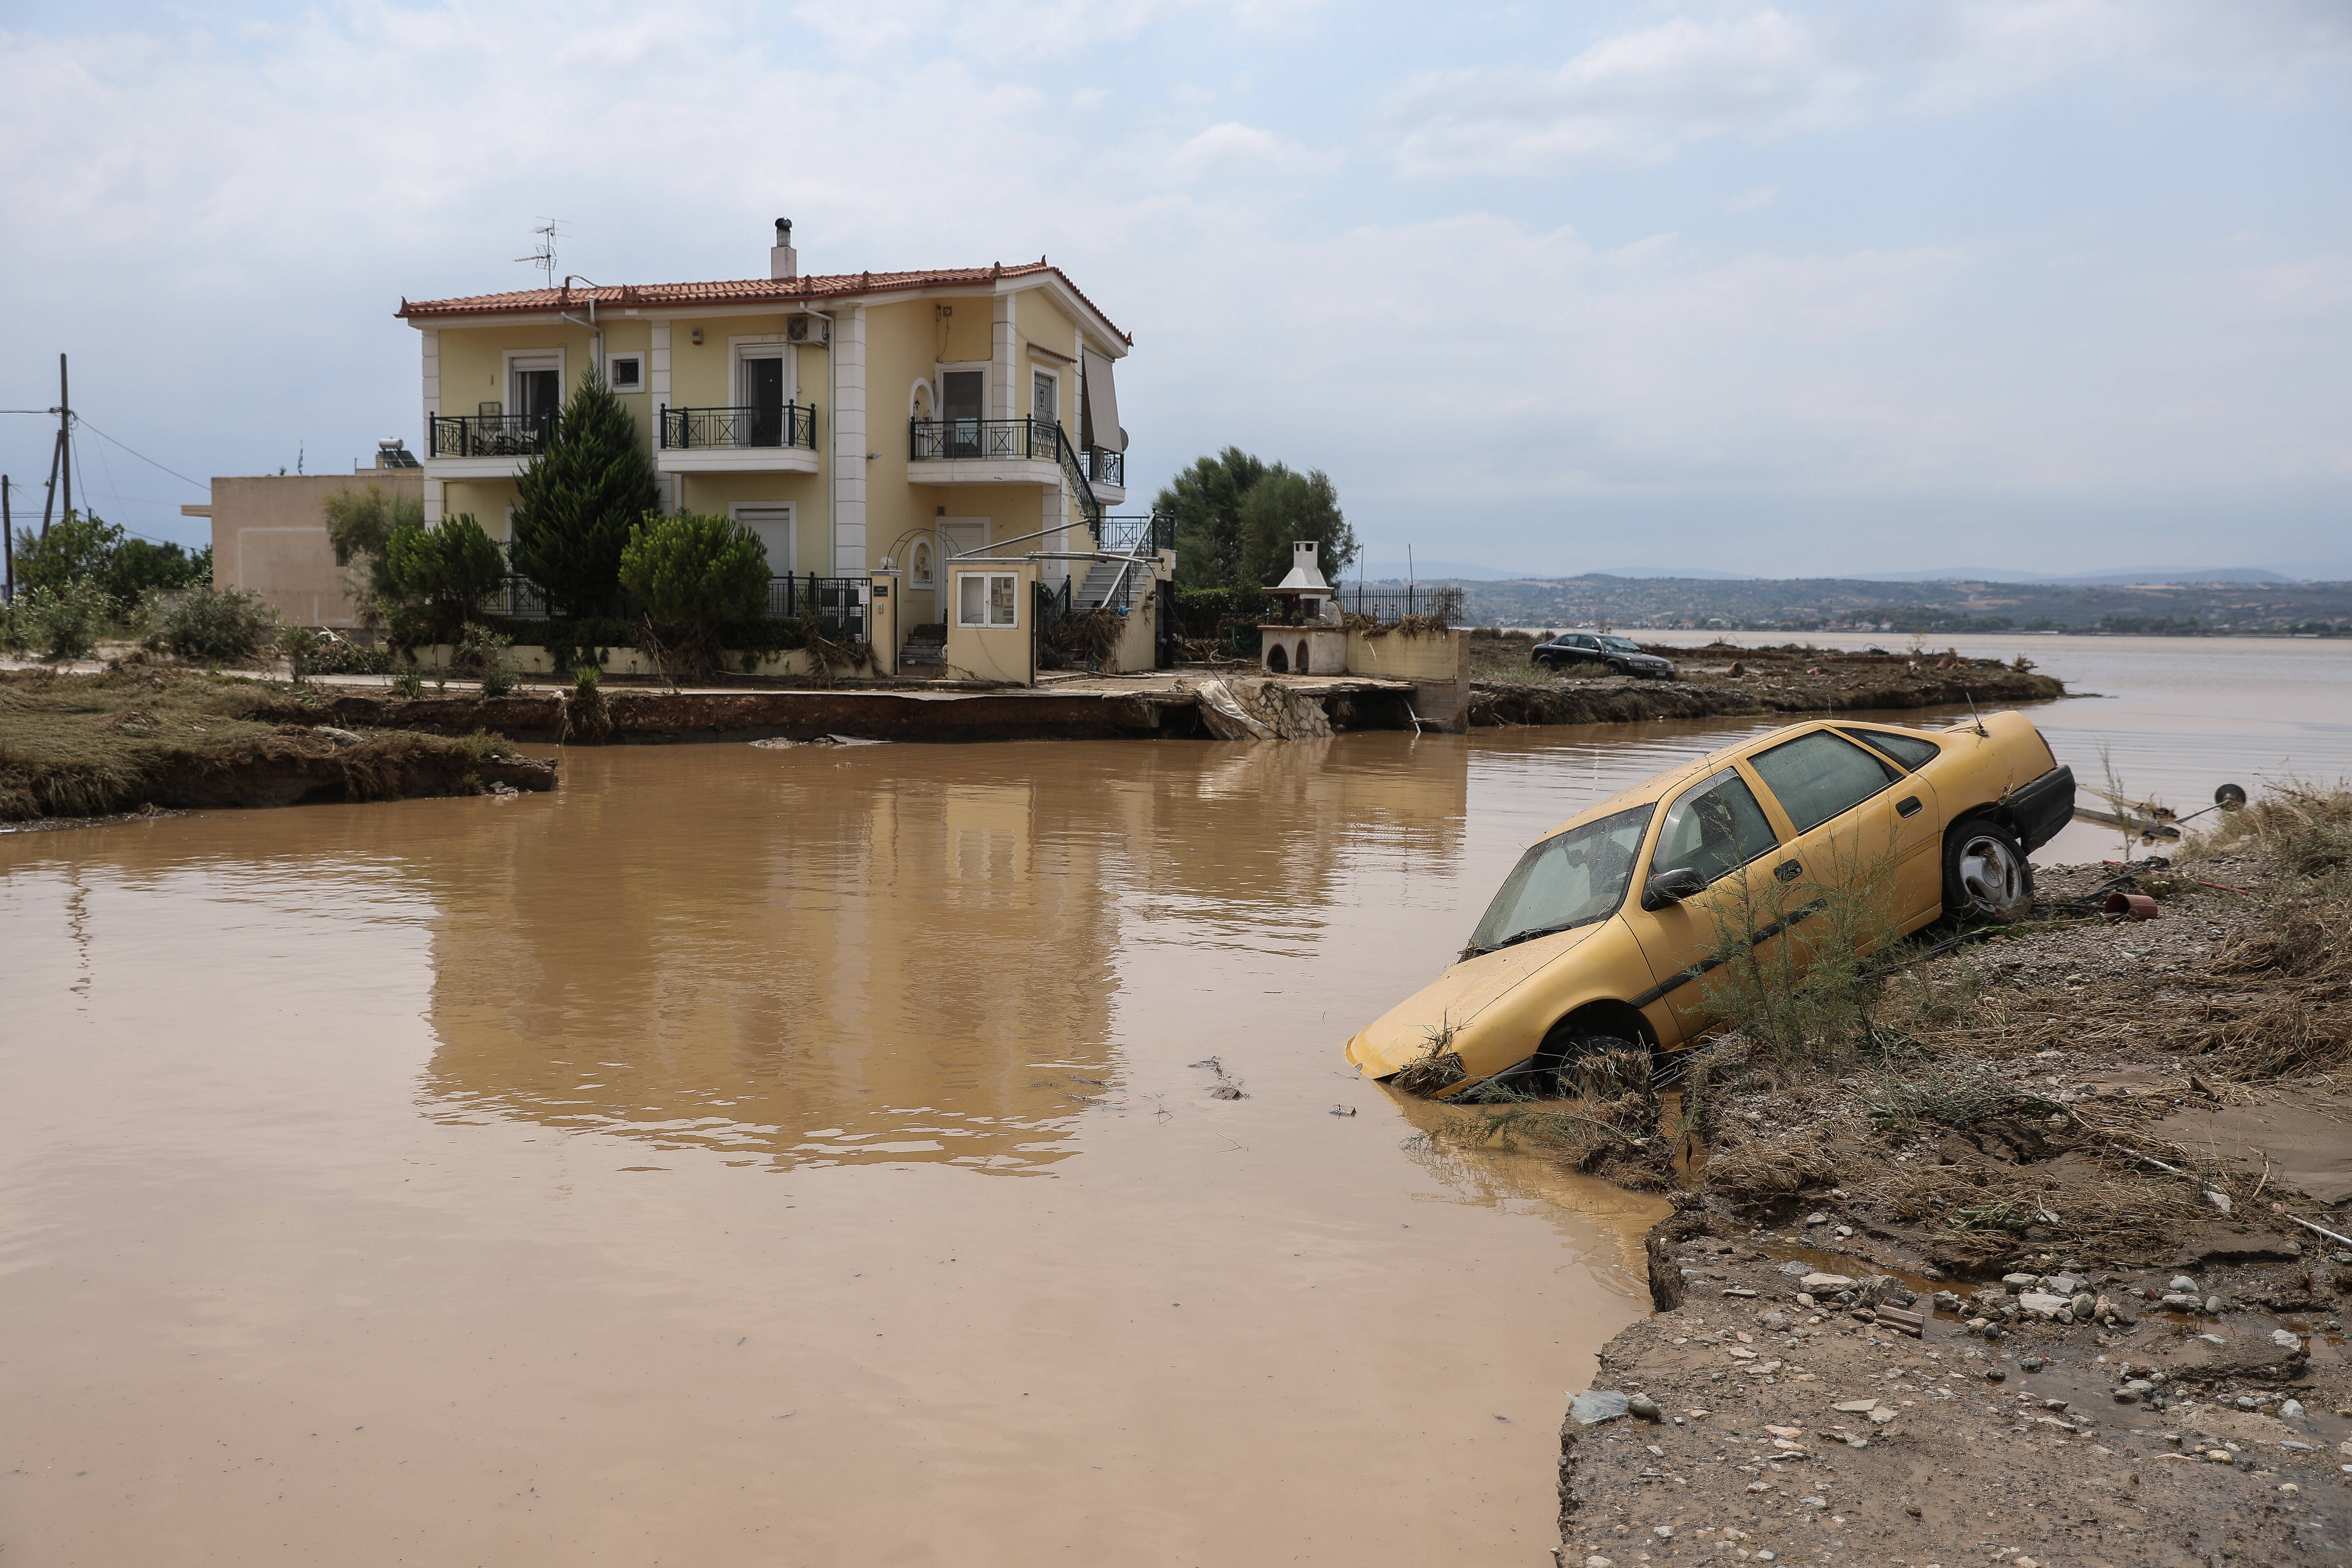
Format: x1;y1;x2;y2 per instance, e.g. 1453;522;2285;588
1604;659;1628;677
1943;816;2032;922
1535;1024;1655;1098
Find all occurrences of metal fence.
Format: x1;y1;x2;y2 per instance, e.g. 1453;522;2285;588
1333;584;1453;624
429;412;556;458
1085;446;1125;487
1096;513;1174;557
909;417;1060;462
661;403;818;451
494;559;870;643
771;574;871;641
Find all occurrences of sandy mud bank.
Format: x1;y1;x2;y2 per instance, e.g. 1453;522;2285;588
1396;787;2352;1565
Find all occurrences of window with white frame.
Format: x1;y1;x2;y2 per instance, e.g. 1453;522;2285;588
956;572;1019;628
606;353;644;393
910;539;935;588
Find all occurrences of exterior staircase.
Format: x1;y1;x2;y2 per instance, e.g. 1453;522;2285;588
1072;556;1134;613
900;622;946;670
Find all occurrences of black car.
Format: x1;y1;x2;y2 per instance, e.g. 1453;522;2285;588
1530;632;1676;679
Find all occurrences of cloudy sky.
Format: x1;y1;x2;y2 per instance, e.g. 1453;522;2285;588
3;0;2347;578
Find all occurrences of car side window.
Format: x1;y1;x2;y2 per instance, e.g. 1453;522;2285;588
1841;728;1942;770
1749;730;1900;834
1651;767;1779;887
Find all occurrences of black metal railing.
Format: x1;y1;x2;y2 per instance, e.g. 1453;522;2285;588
1096;513;1174;558
1333;585;1452;624
661;403;818;451
771;574;871;642
496;539;868;642
429;412;556;458
909;416;1060;463
1085;446;1124;487
1033;575;1072;667
500;575;553;619
910;416;1105;535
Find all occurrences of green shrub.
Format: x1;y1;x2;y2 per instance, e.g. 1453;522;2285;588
104;536;206;607
323;485;426;616
391;669;424;698
306;637;392;676
278;624;324;684
11;512;122;598
387;513;504;641
619;512;770;624
17;579;114;661
454;623;518;695
160;583;277;663
1172;585;1268;640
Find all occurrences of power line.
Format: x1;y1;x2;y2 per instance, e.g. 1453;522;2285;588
74;417;207;490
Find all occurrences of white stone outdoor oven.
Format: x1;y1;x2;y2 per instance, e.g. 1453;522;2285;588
1259;542;1349;677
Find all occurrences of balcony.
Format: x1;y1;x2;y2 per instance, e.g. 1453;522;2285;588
657;402;822;474
426;412;556;477
1084;446;1124;489
909;416;1060;464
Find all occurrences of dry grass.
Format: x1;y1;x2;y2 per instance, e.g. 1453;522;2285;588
1392;1021;1469;1096
1703;1143;1838;1210
0;666;518;819
1850;1158;2212;1267
2175;781;2352;1080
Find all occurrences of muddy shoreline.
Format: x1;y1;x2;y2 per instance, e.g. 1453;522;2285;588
1522;843;2352;1566
238;662;2064;745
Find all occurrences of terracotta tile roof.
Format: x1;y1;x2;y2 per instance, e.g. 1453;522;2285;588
396;260;1130;344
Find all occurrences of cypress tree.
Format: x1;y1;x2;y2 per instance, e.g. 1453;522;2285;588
511;371;660;617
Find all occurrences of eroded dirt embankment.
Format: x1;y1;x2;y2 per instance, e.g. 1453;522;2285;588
1469;654;2064;729
1;668;553;822
1456;811;2352;1567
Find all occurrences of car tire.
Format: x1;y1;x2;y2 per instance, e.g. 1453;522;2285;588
1943;816;2032;922
1604;659;1628;677
1535;1025;1656;1098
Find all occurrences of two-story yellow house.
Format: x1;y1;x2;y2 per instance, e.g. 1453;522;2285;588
397;223;1146;667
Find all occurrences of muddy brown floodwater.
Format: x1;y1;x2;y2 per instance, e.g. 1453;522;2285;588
4;733;1678;1568
8;669;2346;1566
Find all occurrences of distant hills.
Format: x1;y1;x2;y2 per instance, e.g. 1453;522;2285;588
1352;563;2343;587
1334;572;2352;635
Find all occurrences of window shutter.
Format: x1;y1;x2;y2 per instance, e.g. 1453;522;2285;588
1081;350;1123;452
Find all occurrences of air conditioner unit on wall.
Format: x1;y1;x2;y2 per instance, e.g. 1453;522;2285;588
786;315;829;345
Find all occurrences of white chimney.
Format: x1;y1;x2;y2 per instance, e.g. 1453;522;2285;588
770;217;798;281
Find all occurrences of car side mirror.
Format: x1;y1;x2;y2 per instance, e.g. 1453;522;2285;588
1643;866;1706;909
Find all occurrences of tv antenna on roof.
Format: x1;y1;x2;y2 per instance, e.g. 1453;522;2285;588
516;220;565;287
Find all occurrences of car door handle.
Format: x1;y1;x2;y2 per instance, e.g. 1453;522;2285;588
1896;796;1923;818
1774;859;1802;883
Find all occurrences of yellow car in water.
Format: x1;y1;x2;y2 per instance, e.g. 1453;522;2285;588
1345;712;2074;1093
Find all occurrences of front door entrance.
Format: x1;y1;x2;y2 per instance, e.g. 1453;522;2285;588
942;371;984;456
743;356;785;447
939;518;988;572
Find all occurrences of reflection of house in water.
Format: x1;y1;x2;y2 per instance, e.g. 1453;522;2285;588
413;739;1467;1170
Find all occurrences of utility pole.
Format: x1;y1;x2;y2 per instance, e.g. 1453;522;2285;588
39;424;59;536
37;354;69;537
3;476;13;603
58;355;70;525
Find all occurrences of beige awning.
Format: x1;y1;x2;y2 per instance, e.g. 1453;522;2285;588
1082;350;1124;452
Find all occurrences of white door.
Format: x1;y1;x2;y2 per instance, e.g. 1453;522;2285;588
939;517;987;568
734;505;794;577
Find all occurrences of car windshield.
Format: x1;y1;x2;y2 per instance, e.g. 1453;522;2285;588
1598;636;1643;652
1466;804;1655;955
